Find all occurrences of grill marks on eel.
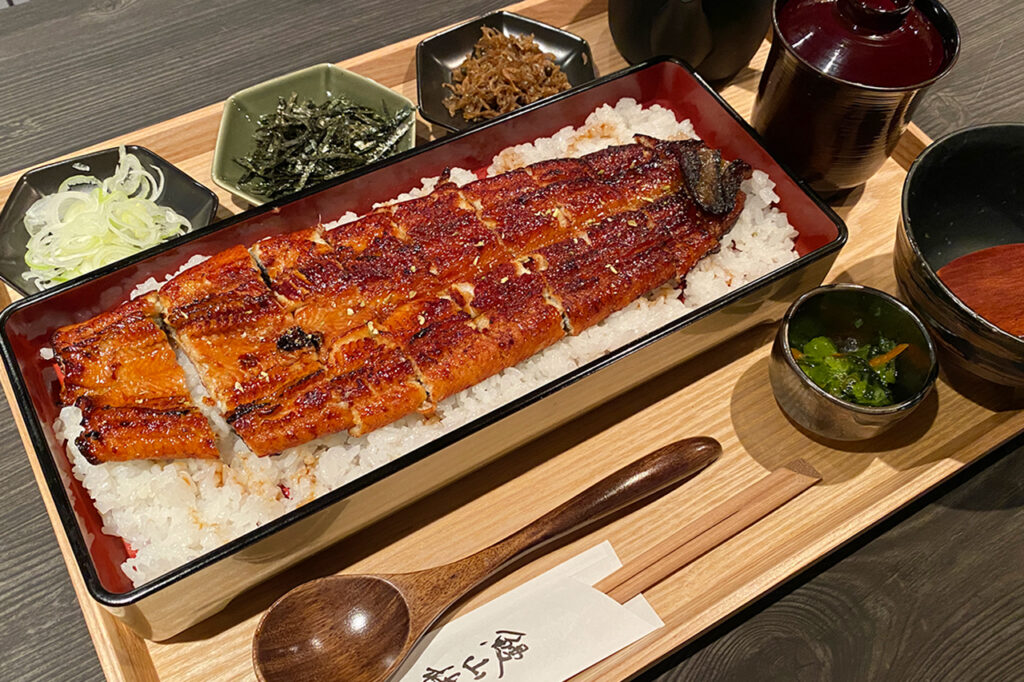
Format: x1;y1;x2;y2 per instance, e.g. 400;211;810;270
52;136;751;460
155;246;350;455
247;140;686;439
50;296;218;463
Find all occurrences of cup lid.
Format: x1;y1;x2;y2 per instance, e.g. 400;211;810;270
776;0;956;88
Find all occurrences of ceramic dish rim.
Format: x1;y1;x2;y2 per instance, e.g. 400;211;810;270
211;62;417;206
0;144;219;296
414;9;597;132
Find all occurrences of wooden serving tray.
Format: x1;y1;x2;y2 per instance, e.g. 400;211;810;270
1;0;1020;680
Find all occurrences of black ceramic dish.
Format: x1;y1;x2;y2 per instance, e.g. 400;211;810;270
0;58;846;640
416;10;596;132
608;0;772;83
769;284;938;441
894;123;1024;387
0;146;218;296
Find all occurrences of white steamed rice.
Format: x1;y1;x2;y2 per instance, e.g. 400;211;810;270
53;98;797;585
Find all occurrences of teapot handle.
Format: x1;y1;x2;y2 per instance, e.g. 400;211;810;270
650;0;713;68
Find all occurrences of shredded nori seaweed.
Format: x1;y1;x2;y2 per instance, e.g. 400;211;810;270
235;92;414;200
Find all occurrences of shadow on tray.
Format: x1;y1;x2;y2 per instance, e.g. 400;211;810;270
165;321;780;641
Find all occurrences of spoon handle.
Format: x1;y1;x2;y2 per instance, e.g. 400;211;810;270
490;436;721;564
407;436;721;609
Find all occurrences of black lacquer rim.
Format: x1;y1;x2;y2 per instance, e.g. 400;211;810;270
900;122;1024;349
0;56;847;608
770;0;961;93
776;283;939;415
0;145;220;296
415;10;597;132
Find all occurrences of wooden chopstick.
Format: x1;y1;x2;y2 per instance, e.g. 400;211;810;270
596;459;822;603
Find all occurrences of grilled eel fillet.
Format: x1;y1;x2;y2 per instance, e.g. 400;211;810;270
50;297;218;463
53;136;750;460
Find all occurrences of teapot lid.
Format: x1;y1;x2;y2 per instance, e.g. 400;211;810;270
777;0;954;88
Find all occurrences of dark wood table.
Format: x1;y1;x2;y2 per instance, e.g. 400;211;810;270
0;1;1021;680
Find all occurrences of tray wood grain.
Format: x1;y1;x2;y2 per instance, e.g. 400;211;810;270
1;0;1020;680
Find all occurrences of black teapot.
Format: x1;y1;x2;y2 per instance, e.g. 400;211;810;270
608;0;772;83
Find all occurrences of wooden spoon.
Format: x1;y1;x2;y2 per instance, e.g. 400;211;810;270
252;436;721;682
937;243;1024;337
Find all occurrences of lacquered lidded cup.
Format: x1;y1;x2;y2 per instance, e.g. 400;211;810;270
752;0;960;194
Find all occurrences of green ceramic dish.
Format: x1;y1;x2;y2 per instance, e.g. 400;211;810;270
212;63;416;206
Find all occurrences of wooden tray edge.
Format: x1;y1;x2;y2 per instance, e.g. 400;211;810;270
0;366;159;682
597;438;1008;679
0;4;944;680
895;122;933;171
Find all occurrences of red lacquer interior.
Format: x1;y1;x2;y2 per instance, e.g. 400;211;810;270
2;60;841;596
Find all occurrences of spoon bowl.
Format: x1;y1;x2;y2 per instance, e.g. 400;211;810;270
255;576;412;681
253;436;721;681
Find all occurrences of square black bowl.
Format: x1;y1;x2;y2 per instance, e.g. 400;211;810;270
0;146;218;296
416;10;597;132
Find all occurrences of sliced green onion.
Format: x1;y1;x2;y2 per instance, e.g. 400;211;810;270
22;147;191;289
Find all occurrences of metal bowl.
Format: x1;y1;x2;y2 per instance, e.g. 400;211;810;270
769;283;938;441
894;123;1024;387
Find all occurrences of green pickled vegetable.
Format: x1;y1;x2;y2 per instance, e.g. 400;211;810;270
792;334;909;407
235;92;414;200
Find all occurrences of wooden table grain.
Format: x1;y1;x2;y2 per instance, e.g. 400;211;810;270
0;1;1020;681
